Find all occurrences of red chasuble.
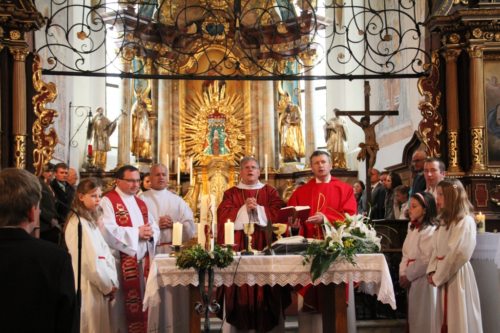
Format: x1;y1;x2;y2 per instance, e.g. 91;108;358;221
288;177;357;239
217;184;284;250
106;190;150;333
216;184;290;331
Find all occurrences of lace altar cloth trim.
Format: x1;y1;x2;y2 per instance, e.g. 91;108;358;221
144;253;396;310
472;232;500;268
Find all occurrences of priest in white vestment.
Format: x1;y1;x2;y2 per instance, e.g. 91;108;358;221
141;163;195;333
100;165;159;333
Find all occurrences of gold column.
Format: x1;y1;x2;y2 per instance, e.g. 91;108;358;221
10;45;29;169
117;48;133;167
468;45;487;173
444;48;464;174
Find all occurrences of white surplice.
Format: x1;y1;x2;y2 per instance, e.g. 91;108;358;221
141;188;195;246
399;224;437;333
140;188;194;333
100;188;160;333
427;215;483;333
65;214;118;333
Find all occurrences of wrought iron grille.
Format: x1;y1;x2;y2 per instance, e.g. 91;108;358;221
36;0;431;80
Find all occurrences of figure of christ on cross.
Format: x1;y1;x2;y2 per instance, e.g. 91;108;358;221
335;81;398;208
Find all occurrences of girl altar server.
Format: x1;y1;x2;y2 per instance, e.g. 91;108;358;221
427;179;482;333
65;178;118;333
399;191;437;332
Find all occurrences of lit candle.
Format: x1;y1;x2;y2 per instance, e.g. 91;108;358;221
189;157;193;185
87;144;93;156
197;223;206;246
177;157;181;185
264;154;268;181
225;220;234;245
476;212;486;233
166;153;170;181
172;222;183;246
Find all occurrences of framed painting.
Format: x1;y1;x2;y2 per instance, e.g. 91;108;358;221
483;59;500;166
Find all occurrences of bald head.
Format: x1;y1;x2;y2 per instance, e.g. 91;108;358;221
150;164;168;190
411;150;427;172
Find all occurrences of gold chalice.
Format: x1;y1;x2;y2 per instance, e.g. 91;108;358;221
242;222;255;255
273;223;287;240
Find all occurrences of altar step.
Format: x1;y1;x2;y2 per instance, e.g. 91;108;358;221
203;317;406;332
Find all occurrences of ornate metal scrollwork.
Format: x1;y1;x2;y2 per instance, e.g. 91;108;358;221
36;0;430;80
32;54;58;176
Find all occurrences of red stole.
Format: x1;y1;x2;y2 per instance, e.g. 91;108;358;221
106;190;149;333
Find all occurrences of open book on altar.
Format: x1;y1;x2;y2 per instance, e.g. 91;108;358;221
277;206;310;224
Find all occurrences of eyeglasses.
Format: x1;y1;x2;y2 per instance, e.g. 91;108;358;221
120;178;141;184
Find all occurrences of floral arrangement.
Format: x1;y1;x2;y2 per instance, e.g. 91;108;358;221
176;244;234;270
303;213;381;281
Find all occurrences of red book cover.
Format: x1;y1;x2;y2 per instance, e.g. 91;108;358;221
277;206;310;224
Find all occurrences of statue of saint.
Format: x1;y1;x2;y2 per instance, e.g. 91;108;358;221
131;96;152;160
324;108;348;169
278;92;305;163
90;107;117;170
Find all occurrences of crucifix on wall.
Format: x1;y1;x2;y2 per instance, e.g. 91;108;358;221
336;81;399;206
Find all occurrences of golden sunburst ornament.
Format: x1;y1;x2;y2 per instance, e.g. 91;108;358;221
184;81;246;165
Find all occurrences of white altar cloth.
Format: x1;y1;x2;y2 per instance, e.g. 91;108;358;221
143;253;396;311
472;232;500;269
471;233;500;333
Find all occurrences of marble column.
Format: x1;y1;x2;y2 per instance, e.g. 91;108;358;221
261;80;275;171
117;49;133;167
304;79;316;163
444;48;463;174
10;47;29;169
146;57;158;164
468;45;487;173
158;71;172;169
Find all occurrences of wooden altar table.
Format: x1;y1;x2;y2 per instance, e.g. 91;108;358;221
471;233;500;333
143;253;396;333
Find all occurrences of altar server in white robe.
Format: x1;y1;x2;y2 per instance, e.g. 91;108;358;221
65;177;118;333
141;163;195;333
399;192;437;333
427;179;483;333
100;165;159;333
141;163;195;251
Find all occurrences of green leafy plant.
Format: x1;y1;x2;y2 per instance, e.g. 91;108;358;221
176;244;234;270
303;214;381;281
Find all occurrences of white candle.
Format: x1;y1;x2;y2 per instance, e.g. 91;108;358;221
172;222;183;246
177;157;181;185
189;157;193;185
225;220;234;245
166;153;170;182
197;223;206;246
264;154;268;181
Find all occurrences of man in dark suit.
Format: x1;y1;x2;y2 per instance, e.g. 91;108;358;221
0;168;77;333
410;150;427;195
369;168;387;220
50;163;75;226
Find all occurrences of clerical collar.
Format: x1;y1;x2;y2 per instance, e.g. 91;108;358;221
115;187;135;198
315;174;331;183
237;181;265;190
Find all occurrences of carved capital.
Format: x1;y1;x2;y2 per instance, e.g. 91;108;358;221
471;127;487;173
9;47;29;61
467;45;484;59
445;33;461;45
443;48;461;63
